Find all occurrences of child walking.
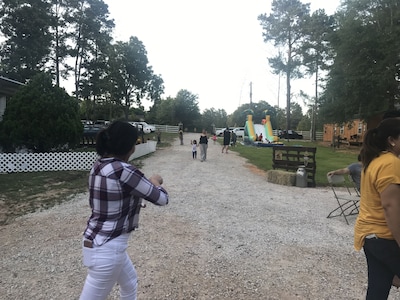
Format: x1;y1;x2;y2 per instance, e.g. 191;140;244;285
212;133;217;145
191;140;198;159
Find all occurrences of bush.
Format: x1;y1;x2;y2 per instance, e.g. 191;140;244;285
0;73;82;152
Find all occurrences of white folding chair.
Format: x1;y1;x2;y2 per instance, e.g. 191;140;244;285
327;174;360;225
348;174;361;197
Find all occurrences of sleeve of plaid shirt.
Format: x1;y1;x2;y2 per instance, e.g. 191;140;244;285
121;165;169;205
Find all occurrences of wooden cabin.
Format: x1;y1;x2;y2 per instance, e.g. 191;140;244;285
323;119;367;147
322;111;393;147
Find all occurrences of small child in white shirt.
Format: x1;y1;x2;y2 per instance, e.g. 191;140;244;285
191;140;198;159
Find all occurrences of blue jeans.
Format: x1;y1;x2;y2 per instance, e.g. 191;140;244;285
363;237;400;299
80;233;137;300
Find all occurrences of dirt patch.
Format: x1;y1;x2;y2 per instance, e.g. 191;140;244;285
244;163;267;177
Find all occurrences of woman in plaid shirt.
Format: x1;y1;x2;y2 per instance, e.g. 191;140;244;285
80;121;169;300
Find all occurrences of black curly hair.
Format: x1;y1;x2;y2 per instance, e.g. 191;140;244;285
95;121;138;157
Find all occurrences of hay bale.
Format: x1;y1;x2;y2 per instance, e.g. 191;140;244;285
266;170;296;186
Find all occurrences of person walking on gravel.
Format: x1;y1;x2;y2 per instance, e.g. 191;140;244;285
222;127;231;153
178;129;183;145
80;121;169;300
191;139;198;159
199;129;208;162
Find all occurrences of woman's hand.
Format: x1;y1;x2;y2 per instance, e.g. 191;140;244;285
149;174;163;186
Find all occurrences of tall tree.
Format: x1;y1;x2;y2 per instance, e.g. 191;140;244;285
302;9;334;140
289;102;304;129
297;110;311;131
200;108;228;133
108;37;154;120
48;0;74;87
147;73;165;105
321;0;400;122
155;97;175;125
68;0;114;100
145;73;165;122
0;0;53;82
173;89;201;130
258;0;310;131
274;106;287;130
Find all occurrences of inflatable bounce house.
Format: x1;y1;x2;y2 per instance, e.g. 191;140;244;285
244;110;282;146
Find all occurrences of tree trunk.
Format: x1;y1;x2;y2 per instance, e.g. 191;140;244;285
312;65;318;141
286;69;291;132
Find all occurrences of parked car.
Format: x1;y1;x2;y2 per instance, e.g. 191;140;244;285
134;121;156;133
94;120;110;127
81;119;93;125
215;128;225;136
128;122;151;134
278;130;303;140
83;124;103;139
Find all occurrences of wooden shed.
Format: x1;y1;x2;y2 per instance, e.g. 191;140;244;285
323;119;367;146
322;111;397;147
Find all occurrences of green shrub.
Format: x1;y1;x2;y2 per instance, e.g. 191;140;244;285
0;73;82;152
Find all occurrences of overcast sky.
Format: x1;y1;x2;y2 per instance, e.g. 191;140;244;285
103;0;341;114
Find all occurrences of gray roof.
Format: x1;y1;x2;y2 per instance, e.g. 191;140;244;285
0;76;24;97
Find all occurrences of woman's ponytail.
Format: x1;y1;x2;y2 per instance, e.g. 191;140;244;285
361;118;400;171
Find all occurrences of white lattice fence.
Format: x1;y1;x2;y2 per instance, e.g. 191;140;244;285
0;141;157;173
0;152;98;173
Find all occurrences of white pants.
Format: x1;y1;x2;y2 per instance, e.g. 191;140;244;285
80;233;137;300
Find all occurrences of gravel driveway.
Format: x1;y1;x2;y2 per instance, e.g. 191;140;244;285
1;132;400;300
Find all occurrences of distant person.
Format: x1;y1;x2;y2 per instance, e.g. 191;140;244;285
259;133;263;142
327;154;362;192
178;129;183;145
336;135;341;148
199;130;208;162
80;120;169;300
212;133;217;145
157;130;161;144
222;127;231;153
231;131;237;147
354;118;400;299
191;139;198;159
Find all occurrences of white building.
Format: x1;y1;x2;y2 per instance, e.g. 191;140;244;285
0;76;25;121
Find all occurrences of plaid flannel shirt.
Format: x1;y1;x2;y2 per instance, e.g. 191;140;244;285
83;157;169;246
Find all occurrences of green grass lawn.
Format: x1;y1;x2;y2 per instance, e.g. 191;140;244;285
227;139;360;187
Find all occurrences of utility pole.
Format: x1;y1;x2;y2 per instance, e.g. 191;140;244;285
249;81;253;110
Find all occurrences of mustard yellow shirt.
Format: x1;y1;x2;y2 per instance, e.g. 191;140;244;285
354;152;400;250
